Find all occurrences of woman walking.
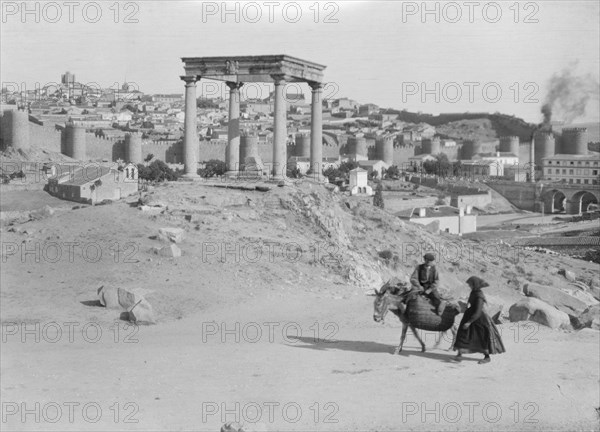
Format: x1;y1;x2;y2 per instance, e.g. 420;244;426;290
453;276;505;364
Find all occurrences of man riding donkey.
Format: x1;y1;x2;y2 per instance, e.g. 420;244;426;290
408;253;446;315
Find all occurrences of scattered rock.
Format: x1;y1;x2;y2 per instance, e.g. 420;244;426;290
508;297;571;329
153;244;182;258
523;282;588;316
97;285;143;310
30;205;55;220
139;205;164;214
559;269;577;282
577;304;600;330
128;298;156;324
158;227;185;243
563;286;599;307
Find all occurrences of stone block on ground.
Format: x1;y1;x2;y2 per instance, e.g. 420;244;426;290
158;227;185;243
128;298;156;324
559;269;577;282
152;244;182;258
97;285;142;310
523;282;588;316
577;304;600;330
30;205;55;220
508;297;571;329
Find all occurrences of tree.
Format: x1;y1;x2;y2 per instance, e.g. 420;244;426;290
373;182;385;209
137;160;181;182
197;159;227;178
385;165;400;179
144;153;154;162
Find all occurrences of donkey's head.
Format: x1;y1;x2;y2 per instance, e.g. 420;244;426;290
372;283;408;323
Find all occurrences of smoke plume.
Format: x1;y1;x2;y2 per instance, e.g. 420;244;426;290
542;65;600;125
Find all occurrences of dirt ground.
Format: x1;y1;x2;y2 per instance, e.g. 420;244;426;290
1;181;599;432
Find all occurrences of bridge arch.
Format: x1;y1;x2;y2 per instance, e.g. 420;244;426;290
567;190;599;214
541;189;566;214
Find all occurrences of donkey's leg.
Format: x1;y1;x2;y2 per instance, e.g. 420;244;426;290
433;331;444;349
394;324;409;355
410;326;426;352
448;325;458;350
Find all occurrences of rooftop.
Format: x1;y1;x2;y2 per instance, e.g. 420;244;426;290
543;154;600;161
396;205;473;219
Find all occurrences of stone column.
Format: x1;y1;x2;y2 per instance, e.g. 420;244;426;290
226;82;243;177
309;82;324;181
271;75;287;180
181;75;199;179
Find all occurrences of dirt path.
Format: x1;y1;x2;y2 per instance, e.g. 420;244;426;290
2;293;599;432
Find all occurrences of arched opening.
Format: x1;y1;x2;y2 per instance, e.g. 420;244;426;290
568;191;599;214
542;189;566;214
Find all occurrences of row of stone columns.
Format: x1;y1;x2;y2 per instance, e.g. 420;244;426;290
180;75;324;181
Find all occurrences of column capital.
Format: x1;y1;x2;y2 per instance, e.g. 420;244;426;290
308;81;324;91
270;74;287;85
180;75;200;85
226;81;244;90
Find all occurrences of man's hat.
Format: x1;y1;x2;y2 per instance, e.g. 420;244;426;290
424;253;435;262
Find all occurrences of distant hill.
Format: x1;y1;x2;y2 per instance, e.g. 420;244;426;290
383;110;538;142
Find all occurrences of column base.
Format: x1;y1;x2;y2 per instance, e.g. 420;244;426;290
225;170;240;179
305;174;329;184
180;173;201;181
269;176;293;187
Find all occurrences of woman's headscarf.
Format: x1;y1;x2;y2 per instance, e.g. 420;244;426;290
466;276;489;290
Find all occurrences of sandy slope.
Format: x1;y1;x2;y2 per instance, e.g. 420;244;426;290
1;181;598;431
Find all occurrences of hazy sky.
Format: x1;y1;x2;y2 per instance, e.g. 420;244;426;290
2;1;599;123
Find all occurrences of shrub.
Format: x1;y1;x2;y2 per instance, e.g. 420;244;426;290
138;160;181;182
373;182;385;209
197;159;227;178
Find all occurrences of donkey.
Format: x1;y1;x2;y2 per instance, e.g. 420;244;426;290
372;285;459;354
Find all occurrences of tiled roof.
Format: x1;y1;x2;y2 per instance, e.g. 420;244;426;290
60;166;112;186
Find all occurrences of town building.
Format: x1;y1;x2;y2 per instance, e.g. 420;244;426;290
349;167;373;196
459;160;503;178
287;156;340;175
47;164;139;204
357;160;390;178
396;205;476;235
542;154;600;185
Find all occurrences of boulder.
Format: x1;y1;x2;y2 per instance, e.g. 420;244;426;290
559;269;577;282
523;282;587;316
128;298;156;324
509;297;571;329
30;205;55;220
97;285;142;310
158;227;185;243
139;205;164;214
563;286;600;307
483;294;505;319
153;244;181;258
577;304;600;330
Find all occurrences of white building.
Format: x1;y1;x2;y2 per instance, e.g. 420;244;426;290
396;205;477;235
357;160;390;178
349;167;373;196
